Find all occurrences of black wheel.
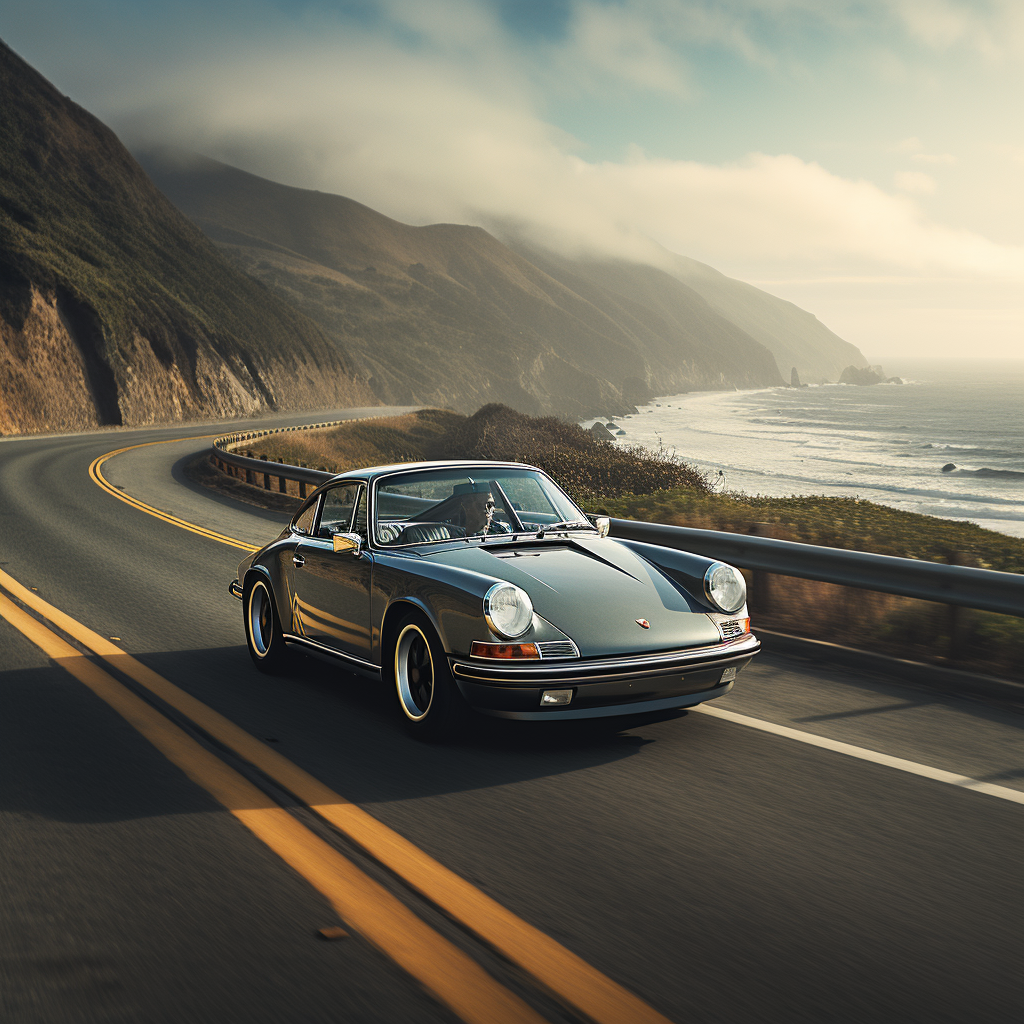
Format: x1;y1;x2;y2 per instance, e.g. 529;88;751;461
391;612;468;740
244;577;289;672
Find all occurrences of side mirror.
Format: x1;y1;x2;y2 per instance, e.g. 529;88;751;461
332;532;364;556
595;517;610;538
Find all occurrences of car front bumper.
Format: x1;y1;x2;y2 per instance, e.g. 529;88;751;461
449;633;759;720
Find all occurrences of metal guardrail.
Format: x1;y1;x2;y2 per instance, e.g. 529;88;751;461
212;424;340;498
610;519;1024;618
207;434;1023;619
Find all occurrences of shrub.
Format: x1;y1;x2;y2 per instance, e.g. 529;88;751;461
423;404;710;501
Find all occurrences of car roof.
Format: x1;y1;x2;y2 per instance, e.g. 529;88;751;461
327;459;541;485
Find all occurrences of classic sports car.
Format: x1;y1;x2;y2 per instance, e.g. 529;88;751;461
230;461;759;738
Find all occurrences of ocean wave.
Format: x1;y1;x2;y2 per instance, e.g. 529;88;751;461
947;467;1024;480
911;504;1024;523
714;465;1024;507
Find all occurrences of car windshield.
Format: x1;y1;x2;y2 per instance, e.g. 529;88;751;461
374;466;591;547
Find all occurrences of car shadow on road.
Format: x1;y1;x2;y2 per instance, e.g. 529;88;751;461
0;643;690;823
169;642;678;808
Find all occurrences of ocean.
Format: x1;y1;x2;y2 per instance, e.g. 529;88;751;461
586;360;1024;539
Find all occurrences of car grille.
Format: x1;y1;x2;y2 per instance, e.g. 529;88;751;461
717;619;746;640
536;640;580;659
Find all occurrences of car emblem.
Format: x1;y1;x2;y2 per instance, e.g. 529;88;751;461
635;618;650;629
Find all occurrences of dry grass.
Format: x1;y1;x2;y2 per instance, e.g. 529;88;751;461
420;404;710;499
239;409;462;474
743;572;1023;680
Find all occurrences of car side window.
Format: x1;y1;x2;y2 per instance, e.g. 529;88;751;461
292;499;318;536
318;484;360;538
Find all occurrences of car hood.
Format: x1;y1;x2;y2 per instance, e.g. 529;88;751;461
420;537;721;656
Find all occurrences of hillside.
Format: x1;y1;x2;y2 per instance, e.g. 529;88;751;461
0;41;373;435
662;253;865;383
139;150;788;417
510;245;867;385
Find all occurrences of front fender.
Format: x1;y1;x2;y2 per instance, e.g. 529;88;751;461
375;566;490;660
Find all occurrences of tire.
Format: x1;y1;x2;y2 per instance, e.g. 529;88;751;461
244;577;289;672
391;612;468;741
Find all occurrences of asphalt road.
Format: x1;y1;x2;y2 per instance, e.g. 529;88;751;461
1;413;1021;1024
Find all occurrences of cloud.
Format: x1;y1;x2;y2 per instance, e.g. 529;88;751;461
894;137;956;164
6;0;1021;291
106;20;1019;284
894;171;937;193
561;1;693;95
892;0;1024;59
913;151;956;165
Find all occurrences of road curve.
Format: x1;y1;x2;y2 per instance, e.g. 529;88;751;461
1;414;1021;1024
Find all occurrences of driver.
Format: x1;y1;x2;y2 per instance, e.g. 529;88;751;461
452;481;511;537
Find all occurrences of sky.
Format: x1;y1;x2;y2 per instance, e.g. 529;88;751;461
4;0;1022;365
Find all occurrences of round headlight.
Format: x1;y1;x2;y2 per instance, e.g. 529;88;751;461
704;563;746;614
483;583;534;639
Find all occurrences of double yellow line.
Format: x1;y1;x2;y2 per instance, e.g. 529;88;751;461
89;439;258;552
1;437;676;1024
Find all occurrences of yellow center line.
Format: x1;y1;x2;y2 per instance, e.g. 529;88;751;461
0;563;676;1024
89;438;258;552
0;587;546;1024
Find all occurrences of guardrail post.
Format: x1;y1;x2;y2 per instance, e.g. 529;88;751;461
747;523;775;613
260;454;271;490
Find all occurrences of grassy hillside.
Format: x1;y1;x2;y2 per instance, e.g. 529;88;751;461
140;150;786;417
0;40;372;433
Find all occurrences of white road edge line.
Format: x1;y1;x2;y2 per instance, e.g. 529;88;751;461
694;705;1024;805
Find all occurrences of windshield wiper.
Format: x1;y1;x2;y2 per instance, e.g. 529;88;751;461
536;519;593;538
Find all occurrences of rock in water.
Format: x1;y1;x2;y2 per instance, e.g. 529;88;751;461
590;422;616;441
941;463;957;473
790;366;801;387
839;365;886;385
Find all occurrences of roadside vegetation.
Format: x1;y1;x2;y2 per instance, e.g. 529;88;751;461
238;405;1024;680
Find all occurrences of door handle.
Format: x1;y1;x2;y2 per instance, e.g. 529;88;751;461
292;554;305;567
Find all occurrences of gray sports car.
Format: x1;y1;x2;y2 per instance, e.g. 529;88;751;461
230;461;759;738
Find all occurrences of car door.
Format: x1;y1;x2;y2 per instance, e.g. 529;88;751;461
291;482;373;664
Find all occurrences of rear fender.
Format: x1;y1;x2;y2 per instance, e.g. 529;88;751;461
243;564;287;630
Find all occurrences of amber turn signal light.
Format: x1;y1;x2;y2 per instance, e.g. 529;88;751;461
470;641;541;659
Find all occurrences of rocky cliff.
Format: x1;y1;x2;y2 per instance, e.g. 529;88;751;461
0;41;373;435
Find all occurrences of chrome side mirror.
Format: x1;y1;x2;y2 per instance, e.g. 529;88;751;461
595;516;610;538
332;532;364;556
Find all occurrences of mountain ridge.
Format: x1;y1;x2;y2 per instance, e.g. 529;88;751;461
140;149;798;417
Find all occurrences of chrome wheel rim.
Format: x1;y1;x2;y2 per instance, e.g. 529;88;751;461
248;583;273;657
395;624;434;721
